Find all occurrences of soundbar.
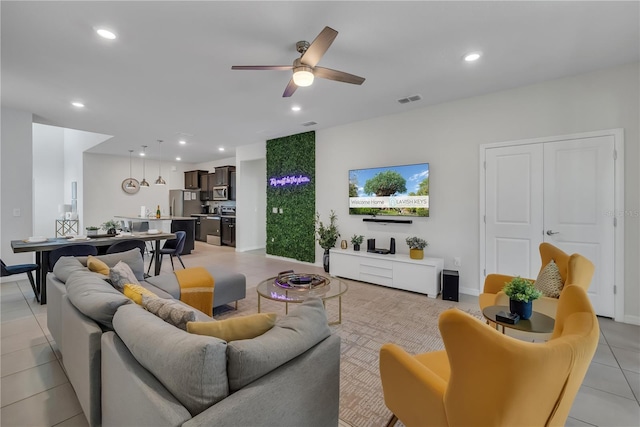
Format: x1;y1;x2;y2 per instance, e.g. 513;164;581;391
363;218;413;224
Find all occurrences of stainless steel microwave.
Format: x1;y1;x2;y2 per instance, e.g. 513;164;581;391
212;186;228;201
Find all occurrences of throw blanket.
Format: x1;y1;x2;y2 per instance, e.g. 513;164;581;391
175;267;215;316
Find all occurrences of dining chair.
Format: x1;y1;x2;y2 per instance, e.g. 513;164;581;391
1;259;40;302
146;231;186;275
48;244;98;271
106;239;146;259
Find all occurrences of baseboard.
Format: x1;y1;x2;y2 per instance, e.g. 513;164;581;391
265;253;319;268
460;286;480;297
623;314;640;326
235;245;265;252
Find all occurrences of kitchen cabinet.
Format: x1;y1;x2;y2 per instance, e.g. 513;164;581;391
184;170;208;190
213;166;235;186
200;173;216;201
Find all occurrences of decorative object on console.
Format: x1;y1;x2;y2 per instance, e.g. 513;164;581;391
502;276;542;320
366;238;395;254
315;210;339;272
340;240;347;249
350;234;364;251
406;236;428;259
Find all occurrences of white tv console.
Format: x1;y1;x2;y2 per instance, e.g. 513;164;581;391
329;248;444;298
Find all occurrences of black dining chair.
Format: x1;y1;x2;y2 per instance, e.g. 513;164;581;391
147;231;186;275
48;244;98;271
1;259;40;302
106;239;146;259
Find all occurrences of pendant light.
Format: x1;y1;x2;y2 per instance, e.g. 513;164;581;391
154;139;166;185
140;145;149;187
125;150;136;188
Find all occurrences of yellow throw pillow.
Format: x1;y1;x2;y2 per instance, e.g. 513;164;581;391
187;313;277;342
123;284;158;305
535;259;564;298
87;255;110;275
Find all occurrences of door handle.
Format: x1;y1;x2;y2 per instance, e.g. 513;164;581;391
546;230;560;236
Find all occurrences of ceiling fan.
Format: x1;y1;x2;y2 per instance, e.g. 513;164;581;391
231;26;365;97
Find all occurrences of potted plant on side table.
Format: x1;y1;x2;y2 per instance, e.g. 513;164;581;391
406;236;428;259
502;276;542;320
315;210;339;273
351;234;364;251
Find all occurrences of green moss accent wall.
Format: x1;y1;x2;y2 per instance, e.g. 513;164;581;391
266;131;315;263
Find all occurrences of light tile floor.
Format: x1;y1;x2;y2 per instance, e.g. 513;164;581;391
1;243;639;426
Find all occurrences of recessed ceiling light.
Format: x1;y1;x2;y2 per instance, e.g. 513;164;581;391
179;139;187;145
96;28;116;40
218;147;225;152
71;102;85;108
464;52;481;62
139;152;145;156
291;106;301;112
176;157;181;161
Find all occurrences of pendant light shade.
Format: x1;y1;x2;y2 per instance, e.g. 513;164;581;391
155;139;166;185
125;150;136;188
140;145;149;187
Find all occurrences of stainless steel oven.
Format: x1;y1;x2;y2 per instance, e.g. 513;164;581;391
212;186;228;201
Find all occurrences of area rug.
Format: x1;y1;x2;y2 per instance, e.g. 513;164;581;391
215;279;482;427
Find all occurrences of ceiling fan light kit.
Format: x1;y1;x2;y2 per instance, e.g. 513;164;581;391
232;26;365;97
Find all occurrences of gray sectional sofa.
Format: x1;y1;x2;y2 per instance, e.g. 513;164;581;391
45;251;340;427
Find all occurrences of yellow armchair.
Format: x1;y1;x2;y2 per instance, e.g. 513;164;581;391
480;242;595;318
380;285;599;427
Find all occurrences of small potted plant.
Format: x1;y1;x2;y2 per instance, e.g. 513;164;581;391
101;219;120;235
406;236;428;259
351;234;364;251
85;226;99;236
502;276;542;320
315;210;339;272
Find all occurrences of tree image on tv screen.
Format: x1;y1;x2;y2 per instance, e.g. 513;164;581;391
363;170;407;196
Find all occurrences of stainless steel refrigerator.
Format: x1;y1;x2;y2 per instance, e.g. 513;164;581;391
169;190;201;217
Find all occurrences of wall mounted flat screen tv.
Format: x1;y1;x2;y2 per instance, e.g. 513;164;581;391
349;162;429;217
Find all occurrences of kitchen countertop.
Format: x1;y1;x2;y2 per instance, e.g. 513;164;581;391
115;215;196;221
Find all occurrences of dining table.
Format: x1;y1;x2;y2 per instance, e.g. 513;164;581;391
10;231;175;304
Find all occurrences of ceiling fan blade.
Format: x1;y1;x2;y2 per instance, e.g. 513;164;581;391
300;26;338;67
313;67;365;85
282;78;298;97
231;65;293;71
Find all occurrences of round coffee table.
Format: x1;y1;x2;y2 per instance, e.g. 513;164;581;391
256;273;348;325
482;305;555;334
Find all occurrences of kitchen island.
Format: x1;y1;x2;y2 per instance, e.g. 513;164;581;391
115;216;196;255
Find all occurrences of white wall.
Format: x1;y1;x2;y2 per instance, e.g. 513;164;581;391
32;124;65;237
83;153;195;230
236;142;267;251
1;108;34;265
194;156;237;172
316;63;639;320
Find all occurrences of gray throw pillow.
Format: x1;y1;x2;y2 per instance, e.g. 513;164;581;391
226;297;331;392
65;270;132;329
52;257;90;283
142;296;197;331
109;261;140;291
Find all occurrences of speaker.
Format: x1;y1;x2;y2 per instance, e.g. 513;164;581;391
367;239;375;252
389;238;396;254
442;270;459;302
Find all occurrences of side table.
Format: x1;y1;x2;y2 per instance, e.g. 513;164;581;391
55;219;79;237
482;305;555;334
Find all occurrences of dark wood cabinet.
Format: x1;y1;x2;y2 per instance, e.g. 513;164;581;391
200;173;217;201
184;170;208;190
213;166;235;186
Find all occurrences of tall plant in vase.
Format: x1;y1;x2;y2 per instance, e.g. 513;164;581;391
315;210;339;272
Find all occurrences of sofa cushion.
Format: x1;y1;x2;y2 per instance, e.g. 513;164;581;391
187;313;277;342
145;266;245;302
109;261;140;291
226;297;331;392
77;248;145;281
113;304;229;416
65;270;132;329
87;255;110;275
535;259;564;298
142;296;197;330
123;284;157;305
52;257;94;283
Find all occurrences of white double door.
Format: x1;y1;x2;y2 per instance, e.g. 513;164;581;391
483;132;617;317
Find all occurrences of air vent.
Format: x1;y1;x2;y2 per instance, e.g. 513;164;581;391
301;121;317;127
397;94;423;104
